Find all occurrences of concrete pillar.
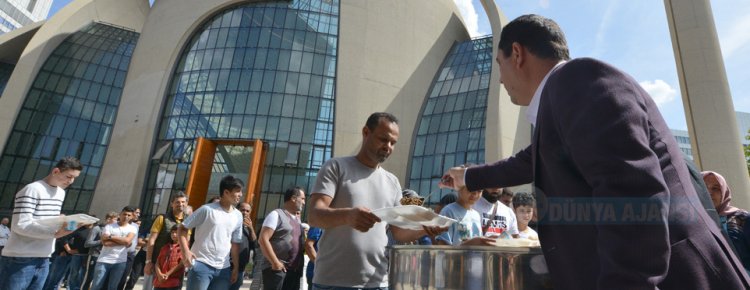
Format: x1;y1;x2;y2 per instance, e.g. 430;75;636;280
664;0;750;208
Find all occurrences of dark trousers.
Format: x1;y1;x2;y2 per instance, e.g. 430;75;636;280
262;268;302;290
124;250;146;290
116;252;135;290
81;255;98;290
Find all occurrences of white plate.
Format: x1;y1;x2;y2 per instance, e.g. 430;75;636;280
372;205;457;231
37;214;100;228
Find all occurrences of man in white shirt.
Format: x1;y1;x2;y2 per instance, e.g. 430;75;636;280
90;206;137;290
472;188;519;239
179;175;243;290
0;157;83;290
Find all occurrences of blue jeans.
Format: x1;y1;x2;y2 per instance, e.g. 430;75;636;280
43;254;72;290
186;260;232;290
312;284;389;290
68;255;86;290
0;256;50;290
90;261;127;290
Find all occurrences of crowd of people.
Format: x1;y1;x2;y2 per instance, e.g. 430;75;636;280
3;12;750;290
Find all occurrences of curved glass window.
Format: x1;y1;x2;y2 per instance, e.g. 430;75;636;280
0;62;15;96
0;23;139;212
407;36;493;204
144;0;338;218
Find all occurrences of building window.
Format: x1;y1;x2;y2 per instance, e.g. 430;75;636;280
0;23;139;213
407;37;493;204
143;0;339;218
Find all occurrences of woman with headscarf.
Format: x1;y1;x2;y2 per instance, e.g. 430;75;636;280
702;171;750;273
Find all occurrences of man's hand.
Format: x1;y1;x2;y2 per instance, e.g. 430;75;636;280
460;237;495;246
182;250;195;269
243;217;253;228
144;263;153;275
439;167;467;190
345;207;381;232
422;225;448;237
231;268;239;283
271;260;286;272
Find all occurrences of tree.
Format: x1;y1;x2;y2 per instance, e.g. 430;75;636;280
745;129;750;176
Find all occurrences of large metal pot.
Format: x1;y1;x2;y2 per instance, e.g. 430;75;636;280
388;245;553;290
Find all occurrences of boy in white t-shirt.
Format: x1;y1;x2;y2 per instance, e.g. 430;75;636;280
512;192;539;240
90;206;138;290
179;175;243;290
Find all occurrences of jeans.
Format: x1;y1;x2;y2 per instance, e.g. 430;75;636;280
312;284;389;290
185;260;232;290
90;262;127;290
0;256;50;290
43;254;72;290
68;255;86;290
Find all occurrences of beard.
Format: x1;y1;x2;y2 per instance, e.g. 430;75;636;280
483;192;500;203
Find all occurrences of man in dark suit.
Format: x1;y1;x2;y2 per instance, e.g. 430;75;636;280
441;14;750;290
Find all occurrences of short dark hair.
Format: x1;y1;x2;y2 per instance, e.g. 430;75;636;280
439;193;458;206
365;112;398;131
220;175;244;197
283;187;304;202
171;191;187;203
121;206;136;213
55;157;83;172
170;225;179;232
512;192;536;209
499;14;570;61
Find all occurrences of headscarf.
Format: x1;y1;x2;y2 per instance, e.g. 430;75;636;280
701;171;741;217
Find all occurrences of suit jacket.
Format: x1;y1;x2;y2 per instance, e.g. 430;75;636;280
466;58;750;290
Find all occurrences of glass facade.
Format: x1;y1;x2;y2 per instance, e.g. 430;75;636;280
0;23;139;212
0;61;14;96
144;0;338;218
407;37;493;204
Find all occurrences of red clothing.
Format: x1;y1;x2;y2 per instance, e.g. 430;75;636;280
154;242;183;288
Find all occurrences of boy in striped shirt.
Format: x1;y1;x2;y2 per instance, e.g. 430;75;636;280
0;157;83;290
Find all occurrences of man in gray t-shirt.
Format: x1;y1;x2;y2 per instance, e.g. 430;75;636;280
308;113;445;289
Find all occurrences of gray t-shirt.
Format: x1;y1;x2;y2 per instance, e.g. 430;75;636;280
182;202;243;269
311;156;401;288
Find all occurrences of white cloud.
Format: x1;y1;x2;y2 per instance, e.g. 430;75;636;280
539;0;550;9
590;1;619;57
719;14;750;60
639;79;677;107
453;0;481;37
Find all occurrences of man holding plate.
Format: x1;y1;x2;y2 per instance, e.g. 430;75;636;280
308;112;445;290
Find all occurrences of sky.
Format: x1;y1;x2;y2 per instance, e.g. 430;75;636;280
48;0;750;131
454;0;750;131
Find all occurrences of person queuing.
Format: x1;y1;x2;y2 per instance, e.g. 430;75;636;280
0;217;10;255
144;192;189;290
229;202;257;290
0;157;83;290
178;175;243;290
153;225;184;290
258;187;306;290
702;171;750;273
90;206;138;290
308;113;444;289
82;212;118;290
